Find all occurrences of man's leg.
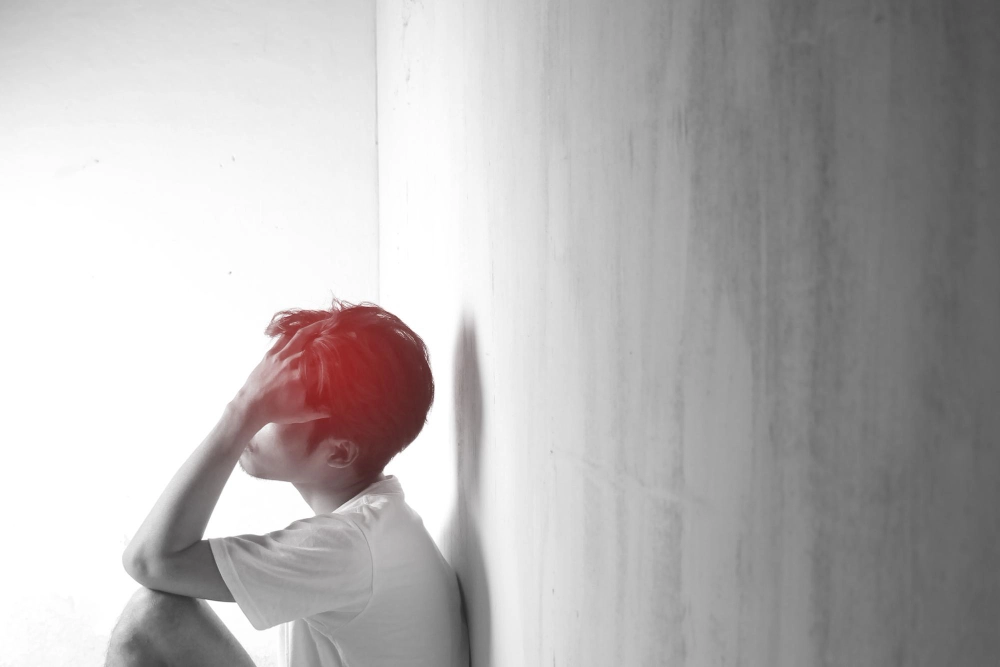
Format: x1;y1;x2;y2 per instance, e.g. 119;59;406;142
105;587;259;667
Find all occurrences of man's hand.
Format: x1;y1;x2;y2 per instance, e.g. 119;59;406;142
234;320;332;426
124;320;334;570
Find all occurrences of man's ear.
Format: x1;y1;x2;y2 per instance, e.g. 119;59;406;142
326;440;359;468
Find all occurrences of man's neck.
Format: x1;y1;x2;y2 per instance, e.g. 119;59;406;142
294;472;387;515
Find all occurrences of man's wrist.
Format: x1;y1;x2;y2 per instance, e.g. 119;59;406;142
227;393;268;433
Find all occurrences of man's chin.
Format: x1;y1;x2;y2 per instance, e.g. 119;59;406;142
237;458;260;478
239;457;279;482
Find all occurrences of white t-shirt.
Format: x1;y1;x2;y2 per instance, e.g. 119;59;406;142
209;475;469;667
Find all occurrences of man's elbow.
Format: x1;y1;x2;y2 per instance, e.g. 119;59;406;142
122;549;146;581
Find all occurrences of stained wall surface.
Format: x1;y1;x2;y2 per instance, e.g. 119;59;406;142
375;1;1000;665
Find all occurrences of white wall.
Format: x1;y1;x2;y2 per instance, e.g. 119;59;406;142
0;1;376;665
375;0;1000;665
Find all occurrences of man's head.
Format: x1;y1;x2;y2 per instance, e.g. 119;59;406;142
237;296;434;493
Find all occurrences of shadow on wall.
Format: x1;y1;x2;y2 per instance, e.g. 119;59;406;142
443;312;492;667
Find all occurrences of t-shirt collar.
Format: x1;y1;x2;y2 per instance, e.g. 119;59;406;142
336;474;403;511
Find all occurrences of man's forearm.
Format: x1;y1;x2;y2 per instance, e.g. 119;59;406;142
124;399;264;564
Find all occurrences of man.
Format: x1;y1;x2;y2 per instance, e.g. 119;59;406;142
106;297;469;667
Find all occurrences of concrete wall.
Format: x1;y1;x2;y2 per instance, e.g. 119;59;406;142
375;1;1000;665
0;2;376;665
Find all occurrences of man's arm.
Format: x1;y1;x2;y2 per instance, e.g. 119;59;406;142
122;400;264;570
124;539;237;601
122;320;329;594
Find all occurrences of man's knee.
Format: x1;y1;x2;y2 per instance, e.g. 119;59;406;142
112;587;201;642
106;588;184;666
108;586;257;667
105;629;163;667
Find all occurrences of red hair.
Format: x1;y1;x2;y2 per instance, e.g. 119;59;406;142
264;295;435;477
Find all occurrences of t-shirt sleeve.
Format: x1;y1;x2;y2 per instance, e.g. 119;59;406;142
208;513;372;631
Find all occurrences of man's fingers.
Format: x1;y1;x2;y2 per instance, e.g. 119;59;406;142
277;320;325;360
